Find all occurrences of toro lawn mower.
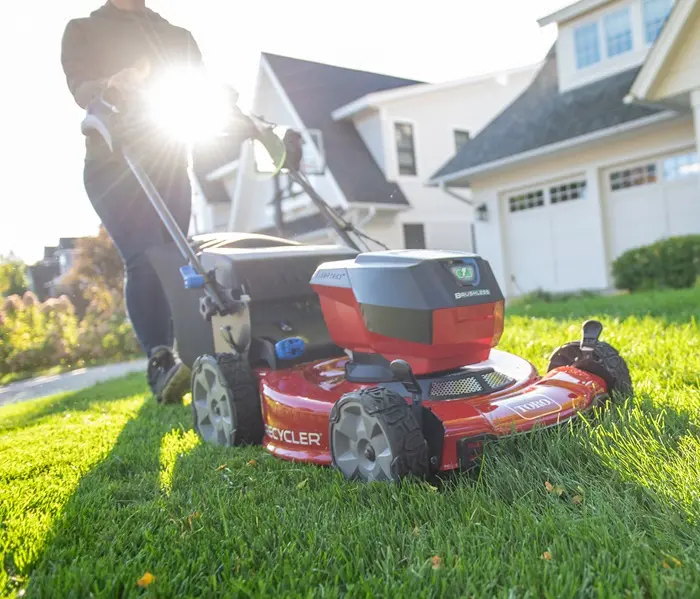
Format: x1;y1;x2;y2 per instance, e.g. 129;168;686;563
81;67;633;482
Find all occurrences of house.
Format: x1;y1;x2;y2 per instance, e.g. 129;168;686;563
27;238;82;301
200;53;540;251
429;0;700;298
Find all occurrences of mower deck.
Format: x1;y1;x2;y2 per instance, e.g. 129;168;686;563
258;349;609;471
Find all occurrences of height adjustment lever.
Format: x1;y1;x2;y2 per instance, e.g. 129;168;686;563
390;359;424;426
580;319;603;353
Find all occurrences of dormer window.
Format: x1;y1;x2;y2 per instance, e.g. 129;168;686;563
574;22;600;68
604;7;632;57
643;0;673;44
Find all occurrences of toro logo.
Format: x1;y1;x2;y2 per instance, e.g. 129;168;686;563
503;394;561;420
265;425;322;446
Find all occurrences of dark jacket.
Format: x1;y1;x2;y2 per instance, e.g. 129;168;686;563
61;2;203;162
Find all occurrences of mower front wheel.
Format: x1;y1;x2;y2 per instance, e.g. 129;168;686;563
547;340;633;399
191;353;264;447
329;387;430;483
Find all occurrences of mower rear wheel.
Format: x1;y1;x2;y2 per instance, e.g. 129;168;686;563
191;353;264;446
547;340;633;399
329;387;429;483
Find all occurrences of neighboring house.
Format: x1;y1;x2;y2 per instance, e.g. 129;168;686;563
201;53;539;251
430;0;700;298
27;238;82;301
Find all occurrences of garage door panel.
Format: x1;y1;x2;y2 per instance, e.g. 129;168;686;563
664;180;700;237
507;207;555;294
607;186;667;257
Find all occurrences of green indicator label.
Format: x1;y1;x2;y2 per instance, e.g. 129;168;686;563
451;265;475;282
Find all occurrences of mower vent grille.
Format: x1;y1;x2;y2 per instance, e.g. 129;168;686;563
430;377;482;398
483;371;513;389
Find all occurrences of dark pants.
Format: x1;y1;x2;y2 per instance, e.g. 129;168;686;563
83;155;192;356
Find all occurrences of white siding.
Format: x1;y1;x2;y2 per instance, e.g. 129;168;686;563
377;67;538;250
353;111;386;173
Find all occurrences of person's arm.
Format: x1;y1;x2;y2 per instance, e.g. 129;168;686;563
61;20;110;109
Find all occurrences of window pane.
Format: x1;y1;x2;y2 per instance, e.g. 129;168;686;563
643;0;673;44
575;22;601;68
454;130;470;152
605;7;633;57
395;123;416;175
550;180;587;204
663;152;699;180
609;164;657;190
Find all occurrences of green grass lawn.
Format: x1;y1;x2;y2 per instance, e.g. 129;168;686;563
1;287;699;598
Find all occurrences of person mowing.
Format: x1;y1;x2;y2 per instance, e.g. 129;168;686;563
61;0;211;404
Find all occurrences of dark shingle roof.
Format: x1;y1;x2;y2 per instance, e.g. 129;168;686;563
431;47;665;182
262;53;423;206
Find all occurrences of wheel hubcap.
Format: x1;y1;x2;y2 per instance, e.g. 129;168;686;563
192;360;234;445
332;403;393;481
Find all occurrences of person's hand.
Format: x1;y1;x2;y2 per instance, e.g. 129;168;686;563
107;59;151;92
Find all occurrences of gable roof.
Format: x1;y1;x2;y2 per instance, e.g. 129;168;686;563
262;53;421;206
429;46;672;185
627;0;698;104
538;0;615;27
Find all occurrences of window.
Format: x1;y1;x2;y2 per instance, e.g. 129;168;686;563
550;181;587;204
454;130;470;153
663;152;699;180
605;7;633;57
403;223;426;249
575;22;601;68
395;122;417;175
643;0;673;44
609;164;657;191
508;190;544;213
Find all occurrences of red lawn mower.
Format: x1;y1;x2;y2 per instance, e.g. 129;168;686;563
81;69;632;482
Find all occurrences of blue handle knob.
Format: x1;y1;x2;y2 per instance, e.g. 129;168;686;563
180;265;205;289
275;337;306;360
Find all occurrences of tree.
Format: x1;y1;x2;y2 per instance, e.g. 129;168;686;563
64;226;125;312
0;253;28;297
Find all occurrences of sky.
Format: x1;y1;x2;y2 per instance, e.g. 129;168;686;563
0;0;569;264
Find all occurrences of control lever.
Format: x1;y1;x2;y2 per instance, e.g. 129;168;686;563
390;359;424;427
580;319;603;354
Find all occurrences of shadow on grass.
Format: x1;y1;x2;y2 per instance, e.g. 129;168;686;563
0;373;148;434
22;393;191;598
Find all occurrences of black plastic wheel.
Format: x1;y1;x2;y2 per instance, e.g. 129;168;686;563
329;387;430;482
191;353;264;446
547;340;633;399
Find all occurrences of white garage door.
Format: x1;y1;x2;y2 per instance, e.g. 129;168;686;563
604;151;700;260
503;178;601;295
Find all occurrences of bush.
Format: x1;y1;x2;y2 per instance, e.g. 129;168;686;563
0;290;139;380
612;235;700;292
0;254;28;297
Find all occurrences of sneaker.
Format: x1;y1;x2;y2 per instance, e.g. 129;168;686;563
147;345;191;404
